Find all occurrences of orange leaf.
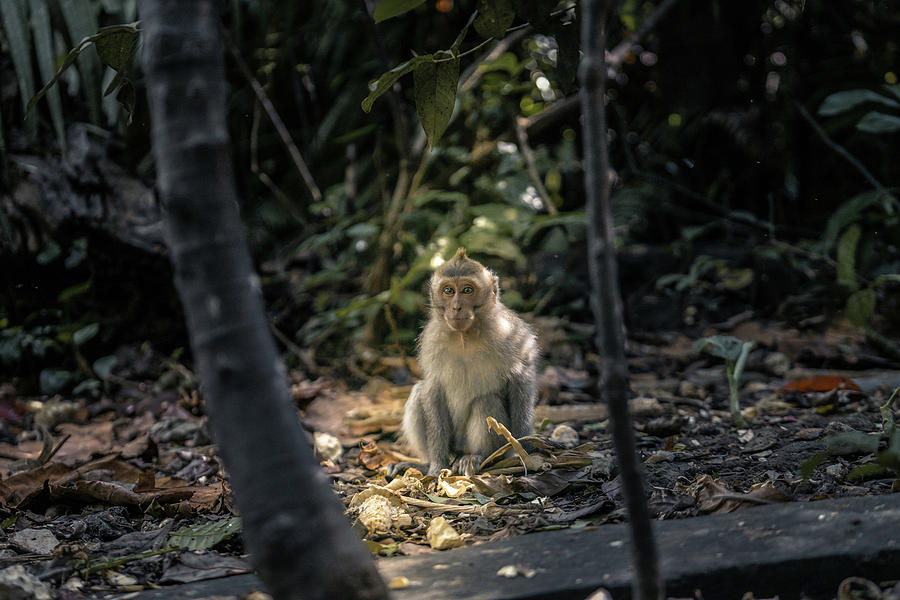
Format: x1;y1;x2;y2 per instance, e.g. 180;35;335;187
779;375;861;393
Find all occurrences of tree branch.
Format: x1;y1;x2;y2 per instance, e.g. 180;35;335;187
580;0;663;598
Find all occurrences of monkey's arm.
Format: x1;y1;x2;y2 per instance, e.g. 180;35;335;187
505;362;537;439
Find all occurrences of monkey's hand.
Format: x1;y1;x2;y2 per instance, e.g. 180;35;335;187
455;454;485;477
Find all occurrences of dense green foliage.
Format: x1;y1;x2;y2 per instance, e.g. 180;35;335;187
2;0;899;386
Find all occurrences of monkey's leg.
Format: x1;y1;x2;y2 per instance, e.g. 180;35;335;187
402;380;453;475
457;392;510;475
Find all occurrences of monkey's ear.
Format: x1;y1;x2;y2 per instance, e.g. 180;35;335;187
492;273;500;297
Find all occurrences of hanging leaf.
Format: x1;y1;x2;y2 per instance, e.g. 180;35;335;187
27;22;140;114
372;0;426;23
167;517;242;551
73;323;99;346
845;288;876;327
856;111;900;134
836;224;861;292
474;0;515;40
31;0;66;150
0;0;37;136
413;52;459;148
817;89;899;117
818;190;882;253
884;84;900;102
95;27;139;96
361;54;434;113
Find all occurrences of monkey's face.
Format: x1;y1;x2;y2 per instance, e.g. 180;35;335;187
433;276;491;332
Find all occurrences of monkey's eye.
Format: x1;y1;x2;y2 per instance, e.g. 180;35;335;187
443;286;455;295
461;286;474;294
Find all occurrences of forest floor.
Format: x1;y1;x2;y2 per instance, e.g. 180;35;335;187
0;315;898;599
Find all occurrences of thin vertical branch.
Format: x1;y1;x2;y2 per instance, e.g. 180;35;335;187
222;29;322;204
579;1;663;599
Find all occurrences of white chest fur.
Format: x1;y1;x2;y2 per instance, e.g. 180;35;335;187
436;344;508;417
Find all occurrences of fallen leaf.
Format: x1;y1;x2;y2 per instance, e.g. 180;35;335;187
779;376;861;393
158;551;250;584
425;516;464;550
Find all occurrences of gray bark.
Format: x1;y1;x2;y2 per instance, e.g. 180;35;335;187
139;1;388;598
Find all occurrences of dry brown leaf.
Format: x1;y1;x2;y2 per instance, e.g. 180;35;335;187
425;516;464;550
436;469;475;498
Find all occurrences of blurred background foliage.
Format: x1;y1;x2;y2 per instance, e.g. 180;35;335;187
1;0;899;391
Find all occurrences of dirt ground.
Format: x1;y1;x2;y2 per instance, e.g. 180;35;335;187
0;316;898;598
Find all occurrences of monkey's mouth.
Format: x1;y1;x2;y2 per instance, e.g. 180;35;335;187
445;316;474;331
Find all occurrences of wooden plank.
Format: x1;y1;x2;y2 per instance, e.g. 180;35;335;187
112;494;900;600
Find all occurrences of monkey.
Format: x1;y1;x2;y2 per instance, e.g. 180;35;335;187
400;248;539;476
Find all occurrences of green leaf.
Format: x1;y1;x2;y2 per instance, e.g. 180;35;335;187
31;0;66;151
36;241;61;264
474;0;515;40
800;450;830;479
414;54;459;148
333;123;378;144
524;211;587;245
836;224;861;292
693;335;746;362
845;288;876;327
27;22;140;114
818;190;883;252
372;0;426;23
0;0;37;136
817;89;900;117
824;431;880;456
411;190;469;207
167;517;242;551
73;323;99;346
95;26;139;97
58;279;92;303
92;355;117;380
95;26;138;72
40;368;74;394
361;54;434;113
847;462;890;481
884;84;900;102
72;378;101;395
459;229;526;268
856;111;900;134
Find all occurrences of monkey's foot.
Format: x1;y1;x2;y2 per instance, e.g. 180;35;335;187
455;454;484;477
387;460;428;478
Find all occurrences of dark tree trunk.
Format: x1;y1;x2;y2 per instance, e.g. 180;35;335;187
578;1;664;599
139;2;388;599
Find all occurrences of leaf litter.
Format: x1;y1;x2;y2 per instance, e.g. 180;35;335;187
0;317;898;597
